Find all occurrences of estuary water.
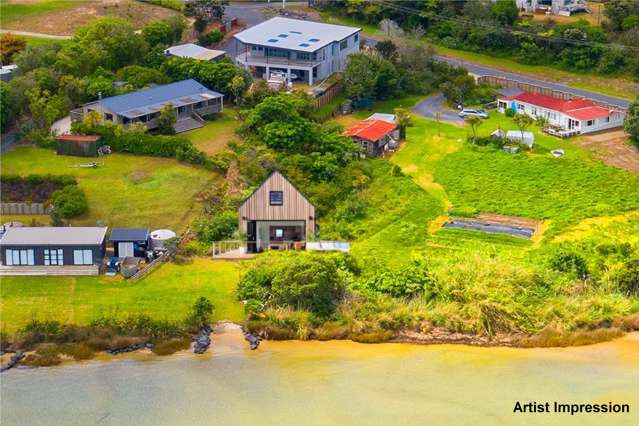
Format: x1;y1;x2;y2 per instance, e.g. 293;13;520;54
1;328;638;426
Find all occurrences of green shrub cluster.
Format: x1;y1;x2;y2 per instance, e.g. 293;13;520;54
51;185;88;218
361;258;434;298
238;252;355;317
198;30;223;46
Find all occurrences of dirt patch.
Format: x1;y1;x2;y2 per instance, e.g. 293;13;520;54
477;213;542;230
3;0;178;35
577;130;639;174
128;170;149;184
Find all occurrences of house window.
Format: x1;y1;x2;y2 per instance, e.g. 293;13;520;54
340;39;348;50
269;191;283;206
517;104;524;111
275;228;284;238
73;250;93;265
605;116;610;123
44;249;64;266
587;120;594;126
5;249;34;266
105;113;113;122
195;101;205;108
354;34;359;43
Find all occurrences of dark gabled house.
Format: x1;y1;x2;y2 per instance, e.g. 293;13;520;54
0;227;107;275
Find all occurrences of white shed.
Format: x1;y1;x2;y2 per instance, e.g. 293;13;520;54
506;130;535;149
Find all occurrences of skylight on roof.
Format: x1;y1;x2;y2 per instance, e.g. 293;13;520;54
267;38;279;42
289;30;302;34
309;38;320;42
277;34;289;38
299;43;310;47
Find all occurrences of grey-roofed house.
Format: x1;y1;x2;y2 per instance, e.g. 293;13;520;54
71;79;224;133
109;228;149;258
165;43;226;61
232;17;361;85
0;227;107;276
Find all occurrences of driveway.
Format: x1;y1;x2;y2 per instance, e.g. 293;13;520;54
413;94;464;124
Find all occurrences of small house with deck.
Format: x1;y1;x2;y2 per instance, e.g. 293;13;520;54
71;79;224;133
0;227;107;275
239;171;316;253
109;228;149;258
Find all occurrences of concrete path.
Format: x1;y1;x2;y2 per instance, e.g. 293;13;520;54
0;29;71;40
413;94;464;124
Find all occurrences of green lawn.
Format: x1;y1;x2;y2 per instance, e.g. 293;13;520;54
392;113;639;238
0;0;79;23
21;34;71;47
184;109;240;155
1;147;216;232
0;258;243;334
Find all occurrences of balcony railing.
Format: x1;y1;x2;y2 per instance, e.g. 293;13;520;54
235;53;320;68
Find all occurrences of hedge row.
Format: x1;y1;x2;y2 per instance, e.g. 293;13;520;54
1;174;77;186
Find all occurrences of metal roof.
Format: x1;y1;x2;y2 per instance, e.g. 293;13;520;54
343;119;397;142
98;79;223;118
165;44;226;61
109;228;149;242
234;17;360;52
0;227;107;246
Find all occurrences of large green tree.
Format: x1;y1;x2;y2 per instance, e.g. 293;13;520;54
343;52;400;100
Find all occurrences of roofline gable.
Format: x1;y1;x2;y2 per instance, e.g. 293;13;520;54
239;170;316;211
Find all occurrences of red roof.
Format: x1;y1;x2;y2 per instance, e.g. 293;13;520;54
501;92;622;121
55;134;100;143
343;119;396;142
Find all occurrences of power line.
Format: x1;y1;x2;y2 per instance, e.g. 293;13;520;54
372;0;639;52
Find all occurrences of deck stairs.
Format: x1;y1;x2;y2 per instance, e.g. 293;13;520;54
174;116;203;133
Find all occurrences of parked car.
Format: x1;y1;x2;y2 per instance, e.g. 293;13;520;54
459;108;489;119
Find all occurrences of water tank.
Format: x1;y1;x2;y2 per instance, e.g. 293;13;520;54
149;229;177;251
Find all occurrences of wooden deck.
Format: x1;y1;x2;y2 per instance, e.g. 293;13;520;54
0;265;100;276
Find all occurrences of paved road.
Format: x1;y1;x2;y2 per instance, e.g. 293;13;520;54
434;55;631;109
413;94;464;124
0;29;71;39
359;35;631;109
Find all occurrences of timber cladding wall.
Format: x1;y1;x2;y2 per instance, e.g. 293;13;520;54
238;172;316;235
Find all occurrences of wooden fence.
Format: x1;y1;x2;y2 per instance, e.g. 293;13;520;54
313;82;344;109
1;203;46;215
129;253;165;283
477;75;625;111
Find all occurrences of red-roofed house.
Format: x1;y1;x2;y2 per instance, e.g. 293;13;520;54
343;119;397;156
497;92;625;135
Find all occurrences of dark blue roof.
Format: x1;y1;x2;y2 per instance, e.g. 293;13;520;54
109;228;149;242
99;79;223;118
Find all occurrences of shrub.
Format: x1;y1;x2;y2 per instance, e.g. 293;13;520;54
198;30;223;46
363;258;435;298
548;249;589;279
51;185;88;218
184;297;214;330
505;108;515;117
616;258;639;296
238;253;351;317
194;211;238;242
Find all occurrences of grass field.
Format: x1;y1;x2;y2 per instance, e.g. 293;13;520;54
391;113;639;239
184;109;240;155
0;259;243;334
20;35;71;47
0;0;79;24
0;147;216;231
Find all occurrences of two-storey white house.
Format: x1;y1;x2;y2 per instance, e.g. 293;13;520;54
232;17;361;85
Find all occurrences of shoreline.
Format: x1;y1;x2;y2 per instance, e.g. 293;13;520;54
2;322;637;371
